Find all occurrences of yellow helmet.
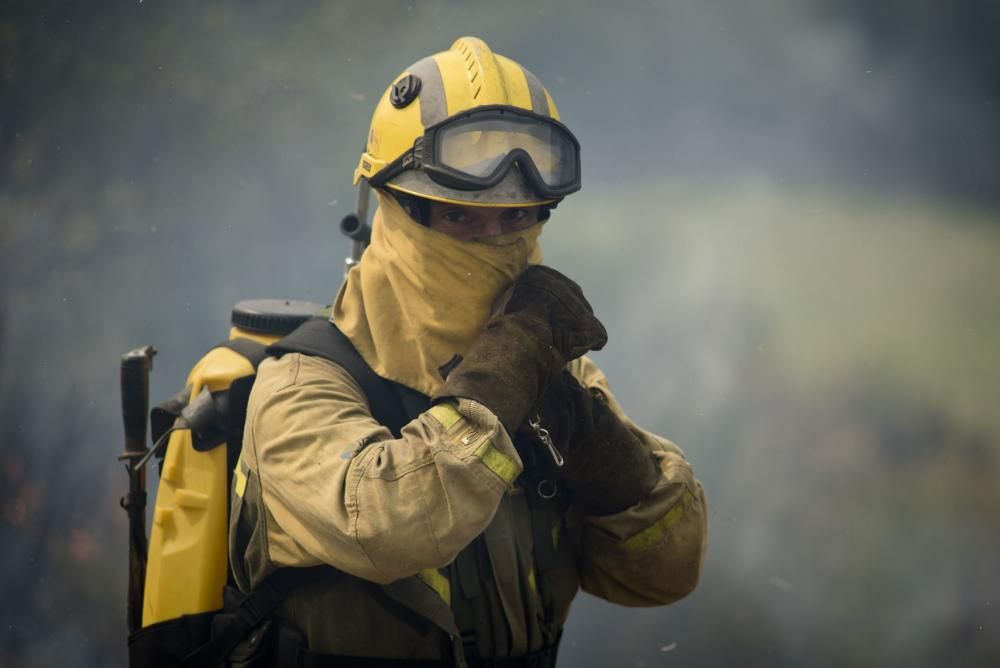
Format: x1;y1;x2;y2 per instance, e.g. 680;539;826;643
355;37;581;207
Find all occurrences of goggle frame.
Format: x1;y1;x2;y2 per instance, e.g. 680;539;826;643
370;105;582;200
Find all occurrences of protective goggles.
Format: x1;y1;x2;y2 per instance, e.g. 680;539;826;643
370;105;581;199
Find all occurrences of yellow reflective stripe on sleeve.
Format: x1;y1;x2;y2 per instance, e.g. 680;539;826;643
428;403;462;430
417;568;451;606
527;566;538;594
621;489;696;553
474;437;519;485
233;459;248;498
551;523;560;551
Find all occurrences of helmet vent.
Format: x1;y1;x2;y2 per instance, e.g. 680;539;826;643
460;42;484;99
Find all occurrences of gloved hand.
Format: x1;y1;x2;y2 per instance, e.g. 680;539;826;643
432;266;608;434
530;371;659;516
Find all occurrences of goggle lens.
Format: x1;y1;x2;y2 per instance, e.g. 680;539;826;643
437;115;577;189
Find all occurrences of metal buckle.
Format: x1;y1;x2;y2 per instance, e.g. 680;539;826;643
527;414;564;467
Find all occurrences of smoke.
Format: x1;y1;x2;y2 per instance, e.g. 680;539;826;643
2;2;998;666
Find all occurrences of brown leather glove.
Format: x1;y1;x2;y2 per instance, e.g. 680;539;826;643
432;266;608;434
530;371;659;516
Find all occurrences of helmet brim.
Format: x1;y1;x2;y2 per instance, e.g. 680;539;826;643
385;168;557;208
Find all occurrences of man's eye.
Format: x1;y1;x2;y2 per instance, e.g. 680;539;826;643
502;208;528;221
444;210;469;223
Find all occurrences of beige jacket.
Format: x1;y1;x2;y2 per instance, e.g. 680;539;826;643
230;352;707;663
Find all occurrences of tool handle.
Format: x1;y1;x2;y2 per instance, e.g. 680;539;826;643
120;346;156;454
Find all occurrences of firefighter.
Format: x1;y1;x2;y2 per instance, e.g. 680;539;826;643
229;36;707;667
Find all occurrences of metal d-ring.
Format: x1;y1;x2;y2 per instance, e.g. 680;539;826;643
537;479;558;500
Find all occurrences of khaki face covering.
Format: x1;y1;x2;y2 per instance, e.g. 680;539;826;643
333;191;543;396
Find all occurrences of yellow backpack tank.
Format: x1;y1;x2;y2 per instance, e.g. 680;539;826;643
139;300;324;626
121;192;371;667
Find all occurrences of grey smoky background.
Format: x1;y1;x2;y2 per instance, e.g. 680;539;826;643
2;1;999;666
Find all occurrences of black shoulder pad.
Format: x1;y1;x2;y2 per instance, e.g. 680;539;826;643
267;318;425;437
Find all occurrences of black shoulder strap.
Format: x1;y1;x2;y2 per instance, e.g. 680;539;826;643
267;317;423;437
217;338;270;369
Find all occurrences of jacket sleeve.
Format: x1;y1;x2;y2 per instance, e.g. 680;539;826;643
565;356;708;606
242;352;522;585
